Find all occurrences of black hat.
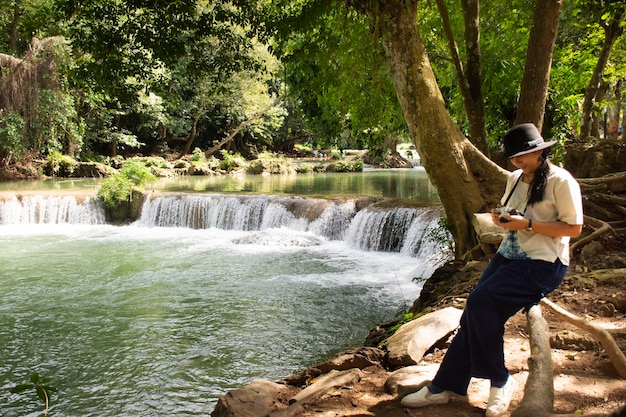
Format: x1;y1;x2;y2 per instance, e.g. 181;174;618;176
503;123;556;158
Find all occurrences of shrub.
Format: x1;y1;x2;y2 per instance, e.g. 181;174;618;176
329;149;343;160
98;175;135;209
119;160;157;187
246;152;296;174
334;159;364;172
218;150;247;171
0;110;26;163
190;147;205;163
46;151;78;177
97;160;156;209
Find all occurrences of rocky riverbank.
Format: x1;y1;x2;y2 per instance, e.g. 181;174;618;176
211;245;626;417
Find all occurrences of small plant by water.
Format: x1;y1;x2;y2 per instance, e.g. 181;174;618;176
426;213;454;257
10;371;57;416
97;160;156;209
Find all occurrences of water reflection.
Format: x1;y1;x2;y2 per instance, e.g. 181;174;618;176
0;169;439;204
155;169;439;204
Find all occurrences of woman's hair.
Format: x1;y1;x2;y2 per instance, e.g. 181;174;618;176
528;149;551;205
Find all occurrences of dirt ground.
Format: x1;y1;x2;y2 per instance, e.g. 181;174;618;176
280;259;626;417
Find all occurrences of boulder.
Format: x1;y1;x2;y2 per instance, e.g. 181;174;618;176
280;347;384;386
384;364;440;397
211;379;292;417
270;369;363;417
386;306;463;366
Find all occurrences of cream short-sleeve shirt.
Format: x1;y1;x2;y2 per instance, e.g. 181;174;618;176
497;164;583;265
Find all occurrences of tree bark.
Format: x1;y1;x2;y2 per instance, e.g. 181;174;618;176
580;7;625;139
608;81;621;138
178;97;206;159
540;298;626;379
515;0;562;129
460;0;487;155
434;0;488;154
511;305;554;417
9;3;21;53
512;305;624;417
350;0;507;258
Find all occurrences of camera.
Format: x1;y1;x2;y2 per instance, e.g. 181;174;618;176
498;206;520;223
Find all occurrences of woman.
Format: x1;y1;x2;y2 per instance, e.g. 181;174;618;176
401;123;584;417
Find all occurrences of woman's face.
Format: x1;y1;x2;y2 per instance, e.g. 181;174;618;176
510;150;543;175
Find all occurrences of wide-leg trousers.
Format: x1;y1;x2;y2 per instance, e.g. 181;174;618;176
431;253;567;395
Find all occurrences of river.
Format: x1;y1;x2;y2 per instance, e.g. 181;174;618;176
0;168;448;416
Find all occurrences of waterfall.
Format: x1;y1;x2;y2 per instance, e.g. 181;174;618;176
0;195;106;225
0;193;451;259
137;194;351;238
344;206;442;256
138;194;449;258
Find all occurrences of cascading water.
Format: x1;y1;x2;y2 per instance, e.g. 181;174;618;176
136;193;448;258
0;195;105;225
0;193;449;258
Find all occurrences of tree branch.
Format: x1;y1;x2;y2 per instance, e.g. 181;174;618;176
539;298;626;379
512;305;626;417
205;97;281;157
570;215;613;254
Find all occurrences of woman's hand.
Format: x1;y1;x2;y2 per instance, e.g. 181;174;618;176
491;208;583;238
493;209;527;230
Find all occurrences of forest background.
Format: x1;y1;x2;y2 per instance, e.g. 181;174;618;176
1;0;625;260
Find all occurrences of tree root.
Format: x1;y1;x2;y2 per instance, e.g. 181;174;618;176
578;172;626;194
570;215;613;254
511;304;626;417
539;298;626;378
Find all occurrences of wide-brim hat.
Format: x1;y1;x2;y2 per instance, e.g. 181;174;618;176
503;123;556;158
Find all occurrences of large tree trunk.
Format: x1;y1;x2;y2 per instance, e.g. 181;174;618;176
515;0;562;129
460;0;487;154
9;3;21;53
580;7;625;139
351;0;507;258
435;0;488;155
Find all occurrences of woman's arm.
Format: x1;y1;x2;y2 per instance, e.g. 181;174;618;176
492;209;583;238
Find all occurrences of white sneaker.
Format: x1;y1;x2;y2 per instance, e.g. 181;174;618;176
486;376;518;417
401;385;450;408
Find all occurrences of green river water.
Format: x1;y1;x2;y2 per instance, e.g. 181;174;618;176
0;169;444;416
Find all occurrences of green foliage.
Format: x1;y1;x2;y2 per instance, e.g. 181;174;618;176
33;89;85;157
97;160;156;209
389;312;415;333
328;149;343;160
246;151;296;174
118;160;157;187
98;176;135;210
271;4;406;151
294;143;312;152
10;371;57;416
295;163;314;173
191;147;206;163
218;150;247;171
1;0;625;174
0;110;26;163
426;213;455;258
366;148;392;167
46;151;78;177
332;159;364;173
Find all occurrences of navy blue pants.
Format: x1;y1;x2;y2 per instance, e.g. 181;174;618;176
431;253;567;395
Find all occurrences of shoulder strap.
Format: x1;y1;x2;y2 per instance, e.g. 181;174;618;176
502;173;523;207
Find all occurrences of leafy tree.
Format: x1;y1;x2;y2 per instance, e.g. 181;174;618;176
578;1;625;139
262;2;407;153
0;36;83;162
